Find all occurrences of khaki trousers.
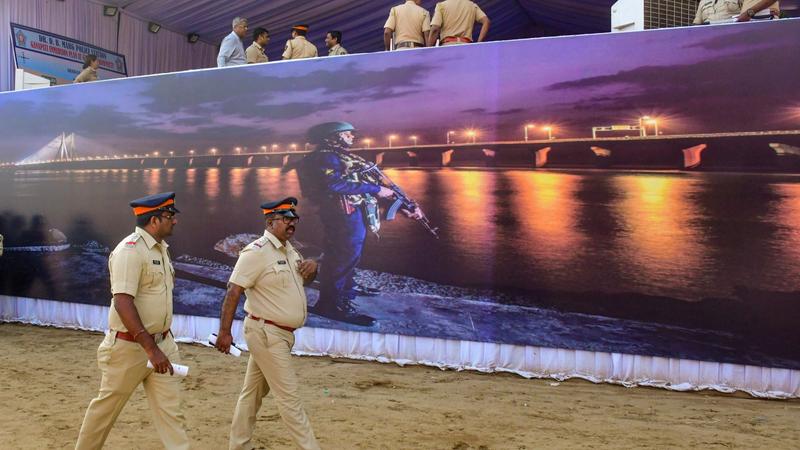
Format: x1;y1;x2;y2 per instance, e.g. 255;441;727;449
75;332;190;450
229;317;319;450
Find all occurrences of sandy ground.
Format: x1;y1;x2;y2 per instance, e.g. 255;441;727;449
1;323;798;450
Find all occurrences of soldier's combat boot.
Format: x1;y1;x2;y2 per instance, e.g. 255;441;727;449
309;298;376;327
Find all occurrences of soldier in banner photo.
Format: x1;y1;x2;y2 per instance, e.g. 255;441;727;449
75;192;190;450
296;122;433;327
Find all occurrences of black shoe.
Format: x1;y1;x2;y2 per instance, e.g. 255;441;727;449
309;300;376;327
352;284;380;297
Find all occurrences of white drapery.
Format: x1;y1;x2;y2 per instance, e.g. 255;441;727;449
0;0;215;92
2;295;798;399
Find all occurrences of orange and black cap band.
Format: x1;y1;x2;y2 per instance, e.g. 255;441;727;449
133;198;175;216
262;203;295;215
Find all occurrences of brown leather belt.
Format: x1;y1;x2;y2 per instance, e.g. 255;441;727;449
442;36;472;44
395;41;424;49
116;329;170;343
248;314;297;333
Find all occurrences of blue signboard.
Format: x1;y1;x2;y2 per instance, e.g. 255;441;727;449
11;23;127;85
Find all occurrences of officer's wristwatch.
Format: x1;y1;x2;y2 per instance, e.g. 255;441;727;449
746;8;756;17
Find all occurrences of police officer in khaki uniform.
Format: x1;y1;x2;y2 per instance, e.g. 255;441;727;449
428;0;490;46
74;54;99;83
325;30;348;56
384;0;431;51
737;0;779;20
76;192;189;450
216;198;320;450
282;25;318;60
246;27;269;64
694;0;743;23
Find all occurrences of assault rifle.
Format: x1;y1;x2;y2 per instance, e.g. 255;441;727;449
358;162;439;239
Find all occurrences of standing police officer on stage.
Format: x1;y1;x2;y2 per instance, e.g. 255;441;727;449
427;0;490;46
283;24;318;60
296;122;401;326
76;192;190;450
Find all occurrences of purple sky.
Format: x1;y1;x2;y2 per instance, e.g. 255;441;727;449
1;19;799;162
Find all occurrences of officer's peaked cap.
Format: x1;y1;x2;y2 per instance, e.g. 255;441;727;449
261;197;299;218
130;191;180;216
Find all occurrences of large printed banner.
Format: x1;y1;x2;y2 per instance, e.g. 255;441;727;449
1;19;800;369
11;23;127;85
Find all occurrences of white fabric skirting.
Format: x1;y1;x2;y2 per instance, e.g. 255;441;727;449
2;295;798;399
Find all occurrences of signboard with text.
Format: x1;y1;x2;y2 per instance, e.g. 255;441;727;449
11;23;127;86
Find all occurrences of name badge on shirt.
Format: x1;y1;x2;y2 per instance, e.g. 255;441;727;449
152;260;161;265
277;260;287;265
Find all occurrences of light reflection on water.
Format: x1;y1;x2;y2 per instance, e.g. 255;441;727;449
2;167;800;301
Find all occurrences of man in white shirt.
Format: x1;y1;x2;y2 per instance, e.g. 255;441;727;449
217;17;248;67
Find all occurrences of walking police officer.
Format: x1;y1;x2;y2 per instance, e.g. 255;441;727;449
215;198;320;450
75;192;190;450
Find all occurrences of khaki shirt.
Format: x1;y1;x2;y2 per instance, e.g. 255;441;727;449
694;0;742;23
385;1;431;45
741;0;779;16
108;227;174;334
282;36;318;60
245;42;268;64
328;44;348;56
229;231;308;329
74;67;98;83
431;0;487;40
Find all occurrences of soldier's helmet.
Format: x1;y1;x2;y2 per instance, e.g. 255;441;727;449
306;121;356;144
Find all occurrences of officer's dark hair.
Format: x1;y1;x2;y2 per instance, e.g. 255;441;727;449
82;54;97;69
136;212;159;228
253;27;269;42
328;30;342;45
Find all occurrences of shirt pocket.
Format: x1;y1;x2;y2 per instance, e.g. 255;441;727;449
266;261;292;288
722;0;742;14
142;265;166;292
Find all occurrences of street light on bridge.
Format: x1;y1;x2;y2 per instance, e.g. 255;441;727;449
261;145;267;152
169;151;174;156
524;123;535;141
235;147;241;154
363;138;372;148
210;148;217;155
466;129;477;143
189;149;195;155
639;116;659;136
543;126;553;140
388;134;397;148
447;130;455;144
410;135;418;146
153;151;159;156
290;143;298;151
272;144;279;152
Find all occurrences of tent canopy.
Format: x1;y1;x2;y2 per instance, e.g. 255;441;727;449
103;0;617;59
